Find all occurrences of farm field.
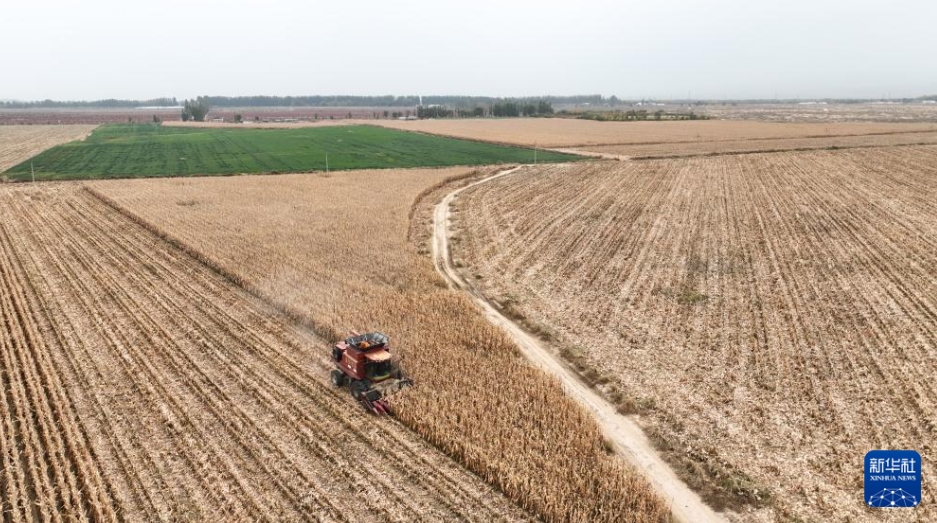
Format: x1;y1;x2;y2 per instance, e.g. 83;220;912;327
3;123;576;180
369;117;937;148
703;102;937;123
0;183;541;522
575;130;937;158
90;167;671;523
450;147;937;522
0;125;97;174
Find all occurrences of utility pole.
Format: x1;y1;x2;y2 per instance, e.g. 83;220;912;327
326;153;329;174
31;162;35;183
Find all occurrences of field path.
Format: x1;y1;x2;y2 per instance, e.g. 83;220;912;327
432;165;729;523
547;147;630;161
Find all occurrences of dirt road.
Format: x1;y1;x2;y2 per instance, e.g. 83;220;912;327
547;147;630;161
432;165;730;523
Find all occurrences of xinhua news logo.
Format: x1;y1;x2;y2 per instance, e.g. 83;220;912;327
864;450;921;508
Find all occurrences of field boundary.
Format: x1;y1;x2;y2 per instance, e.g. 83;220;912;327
431;165;729;523
361;123;605;167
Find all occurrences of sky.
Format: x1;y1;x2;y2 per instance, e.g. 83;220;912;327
1;0;935;101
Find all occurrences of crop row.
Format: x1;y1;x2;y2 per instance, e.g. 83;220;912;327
575;130;937;158
451;146;937;522
0;184;535;522
92;168;672;523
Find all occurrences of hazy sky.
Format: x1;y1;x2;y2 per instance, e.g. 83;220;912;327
2;0;935;101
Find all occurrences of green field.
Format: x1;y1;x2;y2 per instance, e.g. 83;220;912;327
4;124;579;181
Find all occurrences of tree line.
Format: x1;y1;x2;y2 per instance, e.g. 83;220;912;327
1;97;179;109
573;109;708;121
416;100;553;119
1;95;604;109
5;94;937;109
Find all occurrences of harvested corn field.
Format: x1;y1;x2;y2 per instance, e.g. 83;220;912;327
0;183;539;522
575;130;937;158
369;117;937;148
0;125;96;174
91;167;671;523
450;147;937;523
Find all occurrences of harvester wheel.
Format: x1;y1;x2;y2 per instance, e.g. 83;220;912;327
330;370;347;387
350;380;368;401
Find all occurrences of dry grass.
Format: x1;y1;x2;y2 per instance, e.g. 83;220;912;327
0;183;537;521
0;125;96;174
452;148;937;523
91;167;672;523
368;117;937;148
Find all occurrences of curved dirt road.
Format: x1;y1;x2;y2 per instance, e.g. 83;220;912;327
432;165;729;523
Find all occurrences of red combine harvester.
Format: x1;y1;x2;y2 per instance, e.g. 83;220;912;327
330;332;413;414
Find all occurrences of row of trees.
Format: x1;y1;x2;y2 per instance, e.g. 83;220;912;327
6;95;937;110
414;100;553;119
0;95;599;109
491;100;554;117
0;97;180;109
197;95;593;109
576;109;707;121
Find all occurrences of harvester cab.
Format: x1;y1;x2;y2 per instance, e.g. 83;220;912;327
330;331;414;414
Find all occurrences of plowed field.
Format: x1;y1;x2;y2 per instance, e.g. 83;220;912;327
0;184;537;522
451;147;937;522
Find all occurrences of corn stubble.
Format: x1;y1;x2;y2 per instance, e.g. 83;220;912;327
0;183;540;522
575;130;937;158
369;117;937;148
92;167;671;523
453;148;937;523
